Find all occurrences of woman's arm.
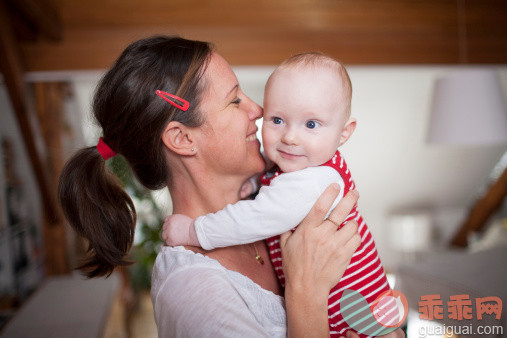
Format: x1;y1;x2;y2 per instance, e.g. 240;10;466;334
281;184;361;338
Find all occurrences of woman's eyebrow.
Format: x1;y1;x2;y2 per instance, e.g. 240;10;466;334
225;84;239;98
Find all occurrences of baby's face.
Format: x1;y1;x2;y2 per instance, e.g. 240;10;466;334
262;66;350;173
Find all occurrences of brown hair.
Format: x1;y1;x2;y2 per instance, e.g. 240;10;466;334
58;36;213;277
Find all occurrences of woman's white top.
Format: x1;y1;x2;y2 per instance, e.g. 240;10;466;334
151;246;287;337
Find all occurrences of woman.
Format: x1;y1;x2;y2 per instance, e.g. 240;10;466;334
58;36;397;337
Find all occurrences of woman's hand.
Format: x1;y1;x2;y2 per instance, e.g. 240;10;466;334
281;184;361;298
340;328;405;338
281;184;361;338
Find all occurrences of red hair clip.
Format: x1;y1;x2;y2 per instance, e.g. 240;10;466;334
155;90;189;112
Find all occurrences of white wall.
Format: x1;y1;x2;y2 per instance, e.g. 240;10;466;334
235;66;507;270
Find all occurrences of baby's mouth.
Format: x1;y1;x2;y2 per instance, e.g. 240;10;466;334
278;150;304;159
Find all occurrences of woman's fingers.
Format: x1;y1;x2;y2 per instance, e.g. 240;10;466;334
326;190;359;226
339;330;361;338
279;230;291;248
345;331;361;338
343;224;361;253
332;220;359;244
300;183;341;230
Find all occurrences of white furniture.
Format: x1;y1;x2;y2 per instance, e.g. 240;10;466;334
0;272;119;338
396;246;506;337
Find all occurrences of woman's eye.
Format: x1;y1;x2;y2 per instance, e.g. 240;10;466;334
306;120;319;129
273;117;283;124
232;98;241;105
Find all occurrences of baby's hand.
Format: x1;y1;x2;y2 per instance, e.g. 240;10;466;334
161;214;199;247
239;179;254;199
239;176;259;199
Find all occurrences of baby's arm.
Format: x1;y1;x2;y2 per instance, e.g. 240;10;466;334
162;214;199;246
196;166;344;250
163;174;262;247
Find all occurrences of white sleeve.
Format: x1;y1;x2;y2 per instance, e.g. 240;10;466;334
195;166;345;250
152;266;271;337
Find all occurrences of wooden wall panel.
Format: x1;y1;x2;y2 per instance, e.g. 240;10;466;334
14;0;507;71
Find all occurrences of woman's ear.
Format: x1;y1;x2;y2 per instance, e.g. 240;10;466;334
339;118;357;147
161;121;197;155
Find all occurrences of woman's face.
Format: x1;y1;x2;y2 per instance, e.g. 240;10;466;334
196;53;265;179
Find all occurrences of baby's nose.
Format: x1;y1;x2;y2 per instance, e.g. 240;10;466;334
281;128;298;145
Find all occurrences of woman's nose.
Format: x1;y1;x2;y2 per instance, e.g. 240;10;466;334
245;98;262;121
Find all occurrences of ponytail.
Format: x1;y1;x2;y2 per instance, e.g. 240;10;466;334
58;147;136;277
58;36;212;278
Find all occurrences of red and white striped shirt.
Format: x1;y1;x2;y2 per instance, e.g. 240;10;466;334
262;150;391;338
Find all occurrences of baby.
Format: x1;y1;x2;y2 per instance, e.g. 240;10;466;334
164;53;393;337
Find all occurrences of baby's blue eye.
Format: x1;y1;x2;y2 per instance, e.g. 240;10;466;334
306;121;318;129
273;117;283;124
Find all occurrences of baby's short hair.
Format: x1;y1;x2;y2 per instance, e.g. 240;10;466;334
269;52;352;115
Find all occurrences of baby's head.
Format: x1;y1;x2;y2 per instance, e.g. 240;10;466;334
262;52;356;173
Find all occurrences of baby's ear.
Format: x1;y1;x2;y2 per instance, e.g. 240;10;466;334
339;118;357;146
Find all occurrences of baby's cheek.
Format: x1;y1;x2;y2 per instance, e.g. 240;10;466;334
261;132;275;151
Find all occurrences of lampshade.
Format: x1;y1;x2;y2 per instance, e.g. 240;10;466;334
427;69;507;145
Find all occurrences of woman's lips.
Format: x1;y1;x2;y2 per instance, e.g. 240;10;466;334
246;134;257;142
278;150;303;160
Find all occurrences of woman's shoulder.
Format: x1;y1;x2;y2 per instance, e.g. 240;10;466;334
152;246;223;275
151;246;283;303
151;246;225;291
151;246;232;318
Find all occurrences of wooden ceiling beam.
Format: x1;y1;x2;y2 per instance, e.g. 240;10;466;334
19;25;463;71
451;168;507;247
6;0;62;41
35;82;70;275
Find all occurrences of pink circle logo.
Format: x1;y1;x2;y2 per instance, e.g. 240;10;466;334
371;290;409;328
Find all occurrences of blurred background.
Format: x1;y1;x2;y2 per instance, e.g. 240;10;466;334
0;0;506;337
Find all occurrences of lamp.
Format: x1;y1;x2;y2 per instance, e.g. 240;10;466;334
427;69;507;146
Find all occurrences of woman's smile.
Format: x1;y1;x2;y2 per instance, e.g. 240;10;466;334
246;133;258;142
